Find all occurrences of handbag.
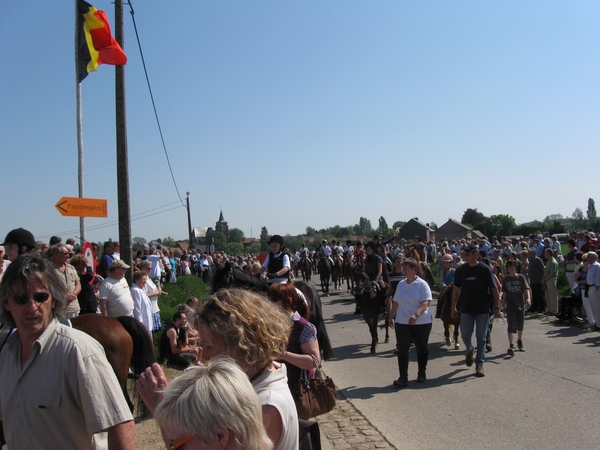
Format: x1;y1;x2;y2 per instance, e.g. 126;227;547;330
292;354;336;420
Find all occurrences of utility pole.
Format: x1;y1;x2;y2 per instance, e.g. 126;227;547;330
186;192;194;249
114;0;132;283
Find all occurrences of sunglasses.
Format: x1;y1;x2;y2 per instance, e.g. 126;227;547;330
12;292;51;305
170;434;192;449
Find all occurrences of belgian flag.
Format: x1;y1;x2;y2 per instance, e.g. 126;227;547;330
77;0;127;83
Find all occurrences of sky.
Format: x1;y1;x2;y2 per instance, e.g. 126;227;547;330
1;1;599;245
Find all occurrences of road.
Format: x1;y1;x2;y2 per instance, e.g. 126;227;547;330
315;281;600;449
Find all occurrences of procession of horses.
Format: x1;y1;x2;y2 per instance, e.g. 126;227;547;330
216;238;453;357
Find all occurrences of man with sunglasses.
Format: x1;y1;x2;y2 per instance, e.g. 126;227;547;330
0;253;134;449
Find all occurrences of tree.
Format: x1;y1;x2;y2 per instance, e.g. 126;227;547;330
543;214;563;223
392;221;406;231
161;236;177;248
572;207;586;229
225;242;244;257
228;228;245;244
305;227;316;237
132;237;147;251
247;242;261;254
461;208;487;230
355;217;373;237
587;198;597;225
486;214;516;238
260;227;269;252
377;216;392;236
206;230;226;251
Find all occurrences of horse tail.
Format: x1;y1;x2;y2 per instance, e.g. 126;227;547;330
116;316;157;377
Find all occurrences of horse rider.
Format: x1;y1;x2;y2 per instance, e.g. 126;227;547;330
299;243;312;264
344;240;354;257
319;239;335;266
259;235;291;284
354;240;365;263
0;253;134;448
1;228;36;261
363;241;387;292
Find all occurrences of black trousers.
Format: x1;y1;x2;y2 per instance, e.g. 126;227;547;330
530;283;545;312
394;322;432;380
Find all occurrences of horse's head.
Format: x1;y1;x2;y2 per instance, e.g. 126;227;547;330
212;261;233;293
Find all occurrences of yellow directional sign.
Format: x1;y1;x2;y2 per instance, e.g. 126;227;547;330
55;197;108;218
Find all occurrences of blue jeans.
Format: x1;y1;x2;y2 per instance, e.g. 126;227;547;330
460;313;489;367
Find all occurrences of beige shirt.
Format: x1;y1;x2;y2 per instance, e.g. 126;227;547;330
0;319;133;449
52;261;80;314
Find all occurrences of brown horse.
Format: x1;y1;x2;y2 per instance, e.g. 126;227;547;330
318;257;331;296
342;253;355;292
70;314;156;411
435;284;460;349
353;271;389;353
331;255;343;291
298;253;312;282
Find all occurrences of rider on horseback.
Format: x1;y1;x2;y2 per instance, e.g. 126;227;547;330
320;239;335;266
259;235;291;284
363;241;387;292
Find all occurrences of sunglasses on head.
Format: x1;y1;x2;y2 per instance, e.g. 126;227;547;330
11;292;51;305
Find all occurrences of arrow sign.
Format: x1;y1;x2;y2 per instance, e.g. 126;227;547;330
55;197;108;218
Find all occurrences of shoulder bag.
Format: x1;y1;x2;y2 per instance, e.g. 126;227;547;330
292;354;337;420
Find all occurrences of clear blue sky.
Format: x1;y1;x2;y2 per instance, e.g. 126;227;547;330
1;1;598;244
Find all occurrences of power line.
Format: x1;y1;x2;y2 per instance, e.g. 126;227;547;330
127;0;185;206
37;201;185;240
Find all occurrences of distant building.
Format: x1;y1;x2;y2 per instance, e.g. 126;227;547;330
436;219;474;242
398;218;434;242
215;210;229;240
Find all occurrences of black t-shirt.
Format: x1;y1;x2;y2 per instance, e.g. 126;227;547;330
454;262;496;314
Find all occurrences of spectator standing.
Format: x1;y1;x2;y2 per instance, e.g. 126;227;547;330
527;249;545;313
389;258;433;387
70;254;99;315
451;245;501;378
542;248;559;315
585;251;600;330
49;244;81;318
99;260;133;318
502;260;531;356
98;241;116;279
0;254;134;449
130;271;154;336
146;246;163;289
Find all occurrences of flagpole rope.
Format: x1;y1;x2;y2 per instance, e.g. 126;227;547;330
126;0;185;207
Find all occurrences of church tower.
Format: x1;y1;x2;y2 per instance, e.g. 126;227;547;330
215;209;229;239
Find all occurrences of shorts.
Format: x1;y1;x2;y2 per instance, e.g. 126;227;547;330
506;309;524;334
152;312;162;333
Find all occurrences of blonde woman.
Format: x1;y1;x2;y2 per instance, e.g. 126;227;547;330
155;357;273;450
137;289;298;450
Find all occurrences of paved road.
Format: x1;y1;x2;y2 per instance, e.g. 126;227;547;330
314;281;600;449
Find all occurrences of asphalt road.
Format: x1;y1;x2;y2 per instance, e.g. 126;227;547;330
314;281;600;450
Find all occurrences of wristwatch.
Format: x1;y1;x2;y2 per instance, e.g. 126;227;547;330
415;312;421;318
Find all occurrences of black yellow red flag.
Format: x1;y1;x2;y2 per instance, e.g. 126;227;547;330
77;0;127;82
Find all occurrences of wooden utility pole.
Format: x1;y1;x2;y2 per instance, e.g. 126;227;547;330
114;0;132;283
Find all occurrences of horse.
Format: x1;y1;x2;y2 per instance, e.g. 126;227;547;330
70;314;157;412
331;255;343;291
342;253;355;292
291;258;299;279
353;271;389;353
211;262;334;360
292;280;334;360
420;262;436;290
317;257;331;296
435;284;460;349
298;253;312;281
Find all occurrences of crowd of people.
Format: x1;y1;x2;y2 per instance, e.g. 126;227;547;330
1;225;599;448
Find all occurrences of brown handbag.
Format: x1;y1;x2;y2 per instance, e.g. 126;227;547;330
292;354;337;420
